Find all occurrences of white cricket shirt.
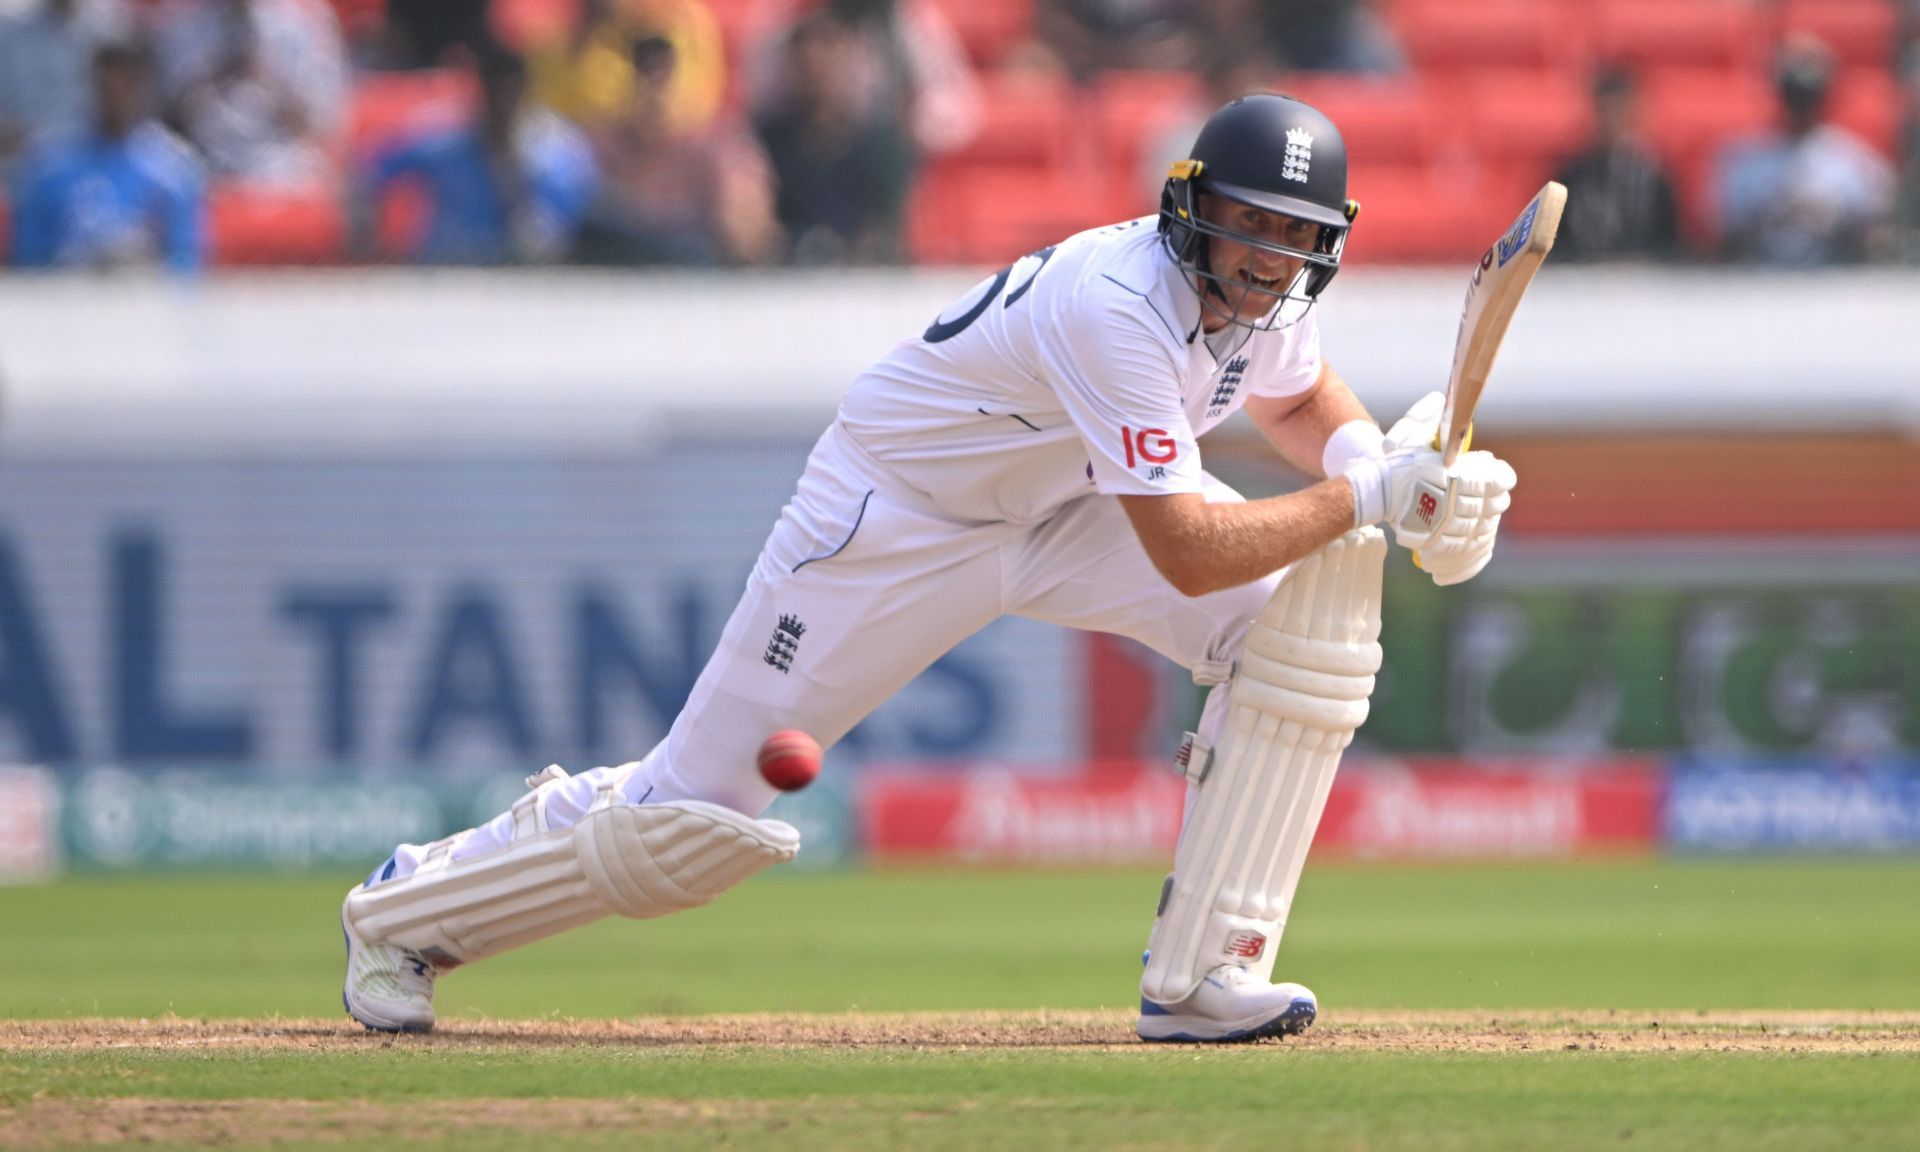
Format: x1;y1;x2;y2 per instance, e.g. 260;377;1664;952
837;217;1323;524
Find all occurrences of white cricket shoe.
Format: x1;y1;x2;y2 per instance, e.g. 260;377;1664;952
1137;965;1317;1043
341;891;438;1034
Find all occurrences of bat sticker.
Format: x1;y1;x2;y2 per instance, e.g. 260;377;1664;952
1496;200;1541;268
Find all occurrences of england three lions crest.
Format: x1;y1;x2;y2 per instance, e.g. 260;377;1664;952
1282;128;1312;184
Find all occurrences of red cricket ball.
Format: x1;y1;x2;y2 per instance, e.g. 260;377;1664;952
756;729;822;792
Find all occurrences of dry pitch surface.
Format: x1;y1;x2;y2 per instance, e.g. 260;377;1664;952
7;1013;1920;1148
9;1010;1920;1054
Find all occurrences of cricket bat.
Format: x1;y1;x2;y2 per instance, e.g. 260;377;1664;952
1435;181;1567;466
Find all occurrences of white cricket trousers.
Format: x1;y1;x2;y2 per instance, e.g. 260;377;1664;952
382;422;1287;879
627;421;1286;814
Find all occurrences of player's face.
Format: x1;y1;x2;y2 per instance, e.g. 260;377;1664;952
1198;195;1318;328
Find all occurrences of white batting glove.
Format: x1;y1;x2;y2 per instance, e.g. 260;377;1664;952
1412;450;1517;585
1342;444;1445;544
1418;534;1497;586
1343;447;1516;557
1382;390;1445;455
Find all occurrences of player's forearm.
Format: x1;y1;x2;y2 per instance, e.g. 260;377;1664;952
1254;365;1377;477
1136;481;1360;598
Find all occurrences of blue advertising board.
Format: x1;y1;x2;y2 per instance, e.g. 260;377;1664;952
0;447;1079;776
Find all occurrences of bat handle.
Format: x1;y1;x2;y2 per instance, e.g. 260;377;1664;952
1413;423;1472;570
1432;423;1473;468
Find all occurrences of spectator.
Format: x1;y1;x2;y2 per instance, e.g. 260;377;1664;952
748;0;981;159
354;44;597;265
575;33;778;265
0;0;132;178
1552;69;1681;262
753;10;915;264
1261;0;1403;75
153;0;349;184
373;0;493;69
1179;0;1401;79
529;0;726;134
1170;0;1288;83
1014;0;1189;85
10;39;206;271
1717;34;1897;265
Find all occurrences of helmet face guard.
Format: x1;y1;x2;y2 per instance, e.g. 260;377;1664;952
1157;93;1360;334
1161;164;1356;333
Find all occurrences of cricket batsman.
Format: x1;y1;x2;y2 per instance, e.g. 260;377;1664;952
340;93;1519;1042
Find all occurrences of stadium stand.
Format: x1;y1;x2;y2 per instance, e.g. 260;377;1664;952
895;0;1905;266
926;0;1032;68
1592;0;1764;72
1459;68;1595;183
208;184;346;266
6;0;1903;267
1777;0;1899;68
1390;0;1571;76
348;67;478;158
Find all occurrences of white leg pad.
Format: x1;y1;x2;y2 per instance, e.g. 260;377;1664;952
345;787;800;968
1141;527;1385;1005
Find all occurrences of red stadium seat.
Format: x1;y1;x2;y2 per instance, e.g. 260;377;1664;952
1390;0;1570;74
1665;151;1723;246
949;74;1073;169
956;167;1110;265
324;0;386;43
1640;67;1777;246
905;160;966;264
1637;67;1775;171
1093;70;1209;219
1595;0;1762;71
1778;0;1899;69
1095;69;1205;156
348;69;476;162
925;0;1032;67
489;0;573;51
705;0;765;69
1277;77;1445;167
1829;68;1902;159
1341;163;1496;264
1461;69;1595;178
207;183;347;266
910;160;1116;267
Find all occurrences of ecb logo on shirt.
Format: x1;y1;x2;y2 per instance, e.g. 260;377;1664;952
1121;426;1178;471
1208;356;1250;416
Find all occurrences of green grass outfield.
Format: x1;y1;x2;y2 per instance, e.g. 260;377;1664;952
3;859;1919;1150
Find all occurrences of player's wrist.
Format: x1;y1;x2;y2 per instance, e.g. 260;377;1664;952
1321;419;1385;479
1340;456;1389;528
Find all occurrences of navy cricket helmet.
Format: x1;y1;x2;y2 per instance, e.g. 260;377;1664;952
1159;93;1360;330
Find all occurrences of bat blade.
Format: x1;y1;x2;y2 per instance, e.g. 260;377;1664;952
1437;180;1566;466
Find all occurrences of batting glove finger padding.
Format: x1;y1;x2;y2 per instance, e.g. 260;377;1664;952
1381;390;1446;456
1411;451;1517;585
1418;535;1497;586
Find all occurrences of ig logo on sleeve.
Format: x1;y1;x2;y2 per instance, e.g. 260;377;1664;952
1120;426;1178;473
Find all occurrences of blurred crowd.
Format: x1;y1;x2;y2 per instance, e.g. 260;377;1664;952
0;0;1915;272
